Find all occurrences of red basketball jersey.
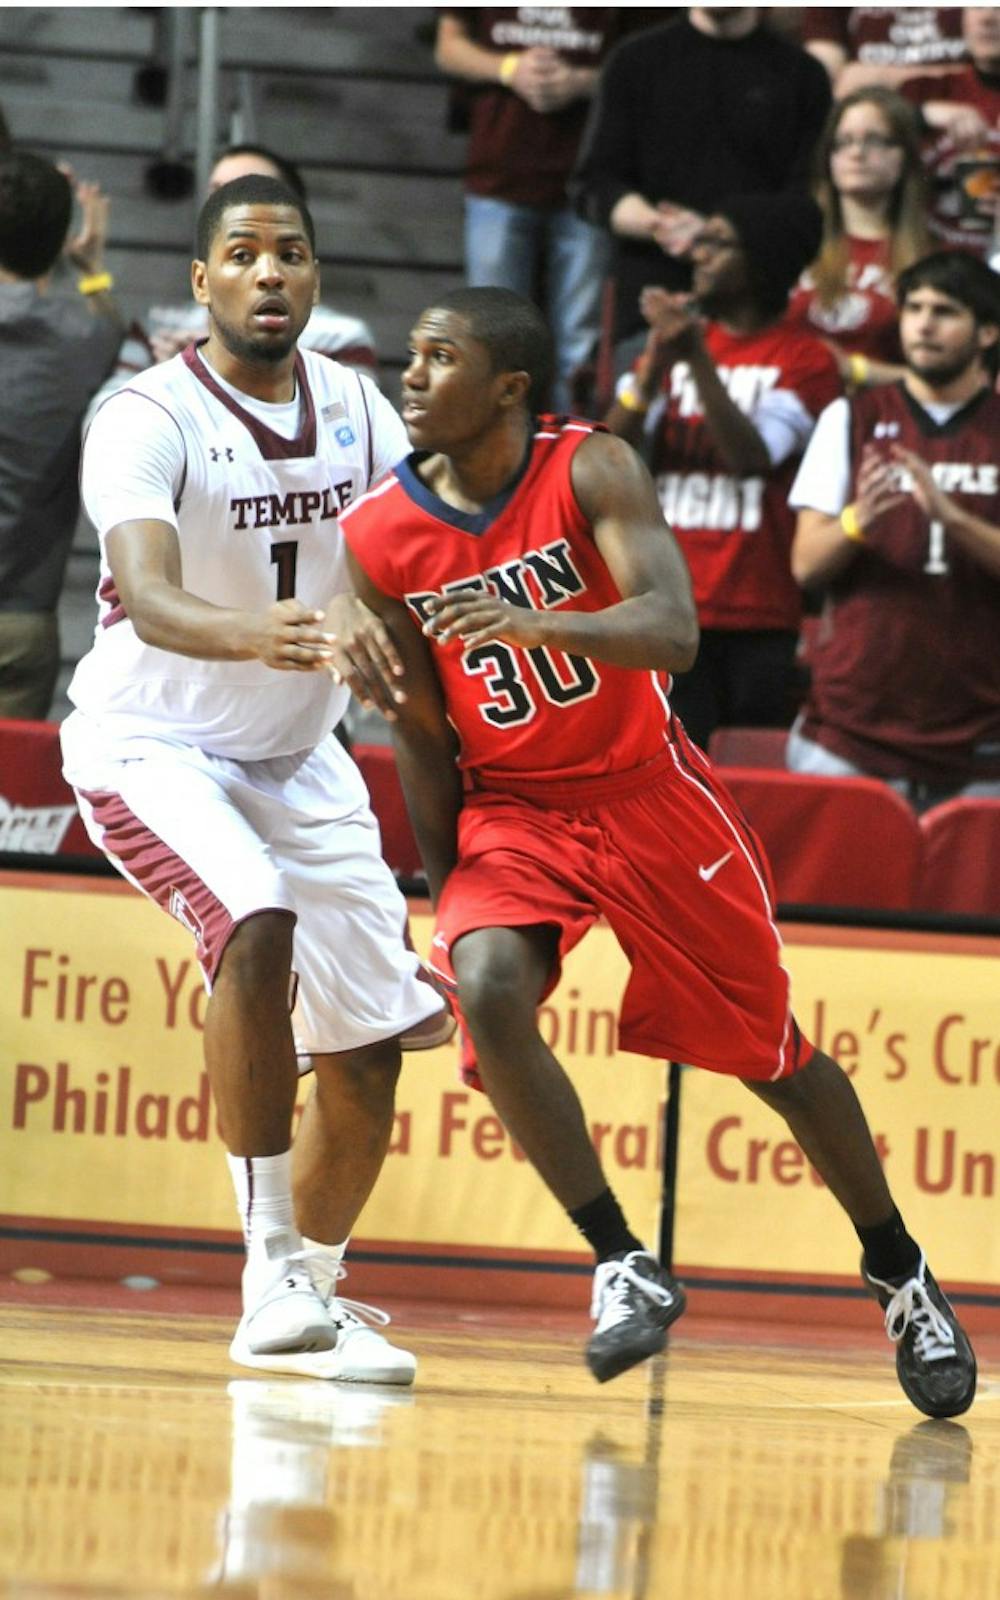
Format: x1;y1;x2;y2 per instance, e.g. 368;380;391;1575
803;382;1000;782
646;317;841;630
341;419;674;783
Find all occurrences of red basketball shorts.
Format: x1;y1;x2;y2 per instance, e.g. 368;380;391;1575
431;739;813;1088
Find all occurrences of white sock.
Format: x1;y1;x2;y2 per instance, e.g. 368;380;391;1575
301;1235;347;1302
226;1150;300;1305
302;1235;348;1264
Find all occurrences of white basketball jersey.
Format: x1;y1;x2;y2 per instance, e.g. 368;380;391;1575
68;346;407;759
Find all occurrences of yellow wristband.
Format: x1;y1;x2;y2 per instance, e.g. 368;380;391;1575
78;272;114;295
848;352;870;387
499;52;519;86
617;377;649;413
840;503;864;542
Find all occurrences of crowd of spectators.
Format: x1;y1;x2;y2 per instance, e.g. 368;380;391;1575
1;4;999;822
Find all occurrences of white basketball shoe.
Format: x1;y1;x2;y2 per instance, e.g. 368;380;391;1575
230;1248;417;1385
241;1228;339;1356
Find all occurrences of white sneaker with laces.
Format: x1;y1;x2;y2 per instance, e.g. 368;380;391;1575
242;1228;338;1356
231;1251;417;1385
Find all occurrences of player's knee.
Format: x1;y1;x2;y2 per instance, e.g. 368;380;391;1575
452;941;537;1036
216;909;295;995
743;1048;837;1110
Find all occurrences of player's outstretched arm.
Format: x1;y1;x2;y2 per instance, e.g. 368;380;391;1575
345;549;462;904
423;432;699;675
105;518;335;670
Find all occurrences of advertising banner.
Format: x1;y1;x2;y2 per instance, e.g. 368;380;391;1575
673;925;1000;1307
1;873;665;1294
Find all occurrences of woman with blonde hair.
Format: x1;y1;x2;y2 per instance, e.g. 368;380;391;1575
788;86;931;387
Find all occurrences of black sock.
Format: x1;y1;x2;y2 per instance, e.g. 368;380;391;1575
856;1207;922;1283
570;1187;644;1263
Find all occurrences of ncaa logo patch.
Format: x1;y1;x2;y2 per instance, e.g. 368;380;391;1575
335;424;356;447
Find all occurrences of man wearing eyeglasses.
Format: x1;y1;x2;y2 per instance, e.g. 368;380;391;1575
606;192;841;751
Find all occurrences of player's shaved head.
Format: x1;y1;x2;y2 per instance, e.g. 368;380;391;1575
427;287;555;413
196;175;316;261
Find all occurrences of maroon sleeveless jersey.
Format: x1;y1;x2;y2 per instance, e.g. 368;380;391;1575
341;418;674;784
802;382;1000;782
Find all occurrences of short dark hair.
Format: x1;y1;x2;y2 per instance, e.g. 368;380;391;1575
213;143;308;201
0;150;72;278
897;250;1000;376
897;249;1000;322
196;174;316;261
429;286;555;413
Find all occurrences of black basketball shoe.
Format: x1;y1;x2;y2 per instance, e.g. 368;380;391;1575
586;1249;687;1383
862;1253;977;1419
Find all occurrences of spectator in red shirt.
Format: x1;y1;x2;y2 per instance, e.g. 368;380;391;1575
900;6;1000;259
788;88;932;388
606;192;841;749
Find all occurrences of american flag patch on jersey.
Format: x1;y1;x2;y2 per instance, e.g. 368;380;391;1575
322;401;348;422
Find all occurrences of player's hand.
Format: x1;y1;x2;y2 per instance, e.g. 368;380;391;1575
889;444;952;524
422;591;544;650
64;176;111;275
322;593;407;718
941;105;992;150
855;444;907;532
509;47;569;113
650;203;703;258
639;286;702;361
253;599;336;672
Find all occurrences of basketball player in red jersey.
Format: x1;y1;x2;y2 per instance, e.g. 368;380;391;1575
339;287;975;1413
789;250;1000;809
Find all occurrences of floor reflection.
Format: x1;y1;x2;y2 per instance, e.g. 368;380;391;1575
840;1419;974;1600
0;1301;997;1600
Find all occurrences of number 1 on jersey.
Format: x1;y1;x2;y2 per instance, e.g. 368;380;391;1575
270;540;298;599
925;520;948;576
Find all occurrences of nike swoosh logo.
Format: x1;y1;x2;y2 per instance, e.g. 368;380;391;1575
698;850;733;883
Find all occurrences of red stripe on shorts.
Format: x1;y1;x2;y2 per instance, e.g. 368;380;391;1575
78;787;236;983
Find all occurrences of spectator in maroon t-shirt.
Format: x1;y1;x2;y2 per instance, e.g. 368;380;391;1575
802;7;966;94
788;88;932;388
899;6;1000;260
789;250;1000;810
435;8;631;412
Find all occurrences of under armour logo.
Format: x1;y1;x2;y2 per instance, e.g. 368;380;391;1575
210;446;235;462
873;422;900;440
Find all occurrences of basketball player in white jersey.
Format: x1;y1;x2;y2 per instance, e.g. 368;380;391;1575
61;174;452;1383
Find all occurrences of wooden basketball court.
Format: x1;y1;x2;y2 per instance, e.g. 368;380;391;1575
2;1282;997;1599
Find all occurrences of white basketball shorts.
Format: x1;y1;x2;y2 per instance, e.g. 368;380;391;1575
61;713;439;1056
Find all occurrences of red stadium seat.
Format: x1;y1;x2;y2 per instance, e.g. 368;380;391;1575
719;767;922;911
352;742;424;882
0;718;100;858
917;797;1000;917
708;726;789;770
